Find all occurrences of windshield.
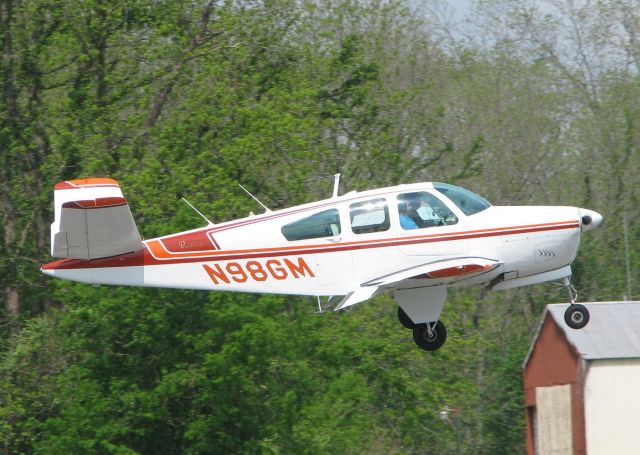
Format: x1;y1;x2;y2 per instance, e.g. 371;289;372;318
434;183;491;216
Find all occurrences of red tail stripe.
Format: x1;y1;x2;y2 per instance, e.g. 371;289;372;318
62;197;128;209
55;178;120;190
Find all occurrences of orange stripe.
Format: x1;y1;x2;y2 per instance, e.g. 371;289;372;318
146;220;579;261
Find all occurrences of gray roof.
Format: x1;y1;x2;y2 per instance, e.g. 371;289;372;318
525;302;640;368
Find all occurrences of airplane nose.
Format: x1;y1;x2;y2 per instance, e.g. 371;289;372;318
579;208;603;232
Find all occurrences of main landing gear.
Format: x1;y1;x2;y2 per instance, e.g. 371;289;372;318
562;277;590;329
398;307;447;351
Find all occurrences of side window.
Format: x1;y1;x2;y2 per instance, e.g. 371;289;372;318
397;192;458;230
350;198;390;234
281;209;341;241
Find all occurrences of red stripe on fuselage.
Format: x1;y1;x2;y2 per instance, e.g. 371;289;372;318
160;230;219;253
146;220;578;260
42;248;148;270
41;221;579;270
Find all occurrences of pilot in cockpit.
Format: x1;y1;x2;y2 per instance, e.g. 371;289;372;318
399;193;442;230
399;199;422;230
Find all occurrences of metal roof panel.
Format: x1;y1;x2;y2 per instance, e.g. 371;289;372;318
547;302;640;360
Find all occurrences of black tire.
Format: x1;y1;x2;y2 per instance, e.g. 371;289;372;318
564;304;590;329
397;307;415;329
412;320;447;351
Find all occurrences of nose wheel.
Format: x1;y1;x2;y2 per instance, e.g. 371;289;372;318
564;304;590;329
562;277;590;329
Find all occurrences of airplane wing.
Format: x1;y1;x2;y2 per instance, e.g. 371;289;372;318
51;178;143;260
334;257;502;311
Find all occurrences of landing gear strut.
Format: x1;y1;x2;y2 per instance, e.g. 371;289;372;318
562;277;590;329
412;320;447;351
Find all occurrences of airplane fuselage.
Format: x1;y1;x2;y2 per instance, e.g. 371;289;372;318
42;183;586;297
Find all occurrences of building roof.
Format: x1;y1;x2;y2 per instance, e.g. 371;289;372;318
524;302;640;368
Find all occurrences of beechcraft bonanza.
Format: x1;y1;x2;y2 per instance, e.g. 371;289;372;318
42;176;603;351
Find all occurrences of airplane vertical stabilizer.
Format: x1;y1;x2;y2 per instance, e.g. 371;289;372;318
51;178;143;259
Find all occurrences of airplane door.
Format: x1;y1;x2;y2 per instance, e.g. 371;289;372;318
395;191;468;256
347;197;404;282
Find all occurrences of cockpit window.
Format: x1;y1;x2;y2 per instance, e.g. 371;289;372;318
434;183;491;216
281;209;341;241
397;192;458;230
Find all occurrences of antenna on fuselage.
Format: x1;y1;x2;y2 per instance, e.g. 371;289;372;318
332;173;341;198
181;197;214;225
239;184;272;213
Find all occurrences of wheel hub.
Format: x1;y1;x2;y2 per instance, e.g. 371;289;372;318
571;311;584;324
564;303;590;330
425;329;438;342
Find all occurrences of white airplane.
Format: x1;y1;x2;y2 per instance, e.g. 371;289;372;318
41;176;602;351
